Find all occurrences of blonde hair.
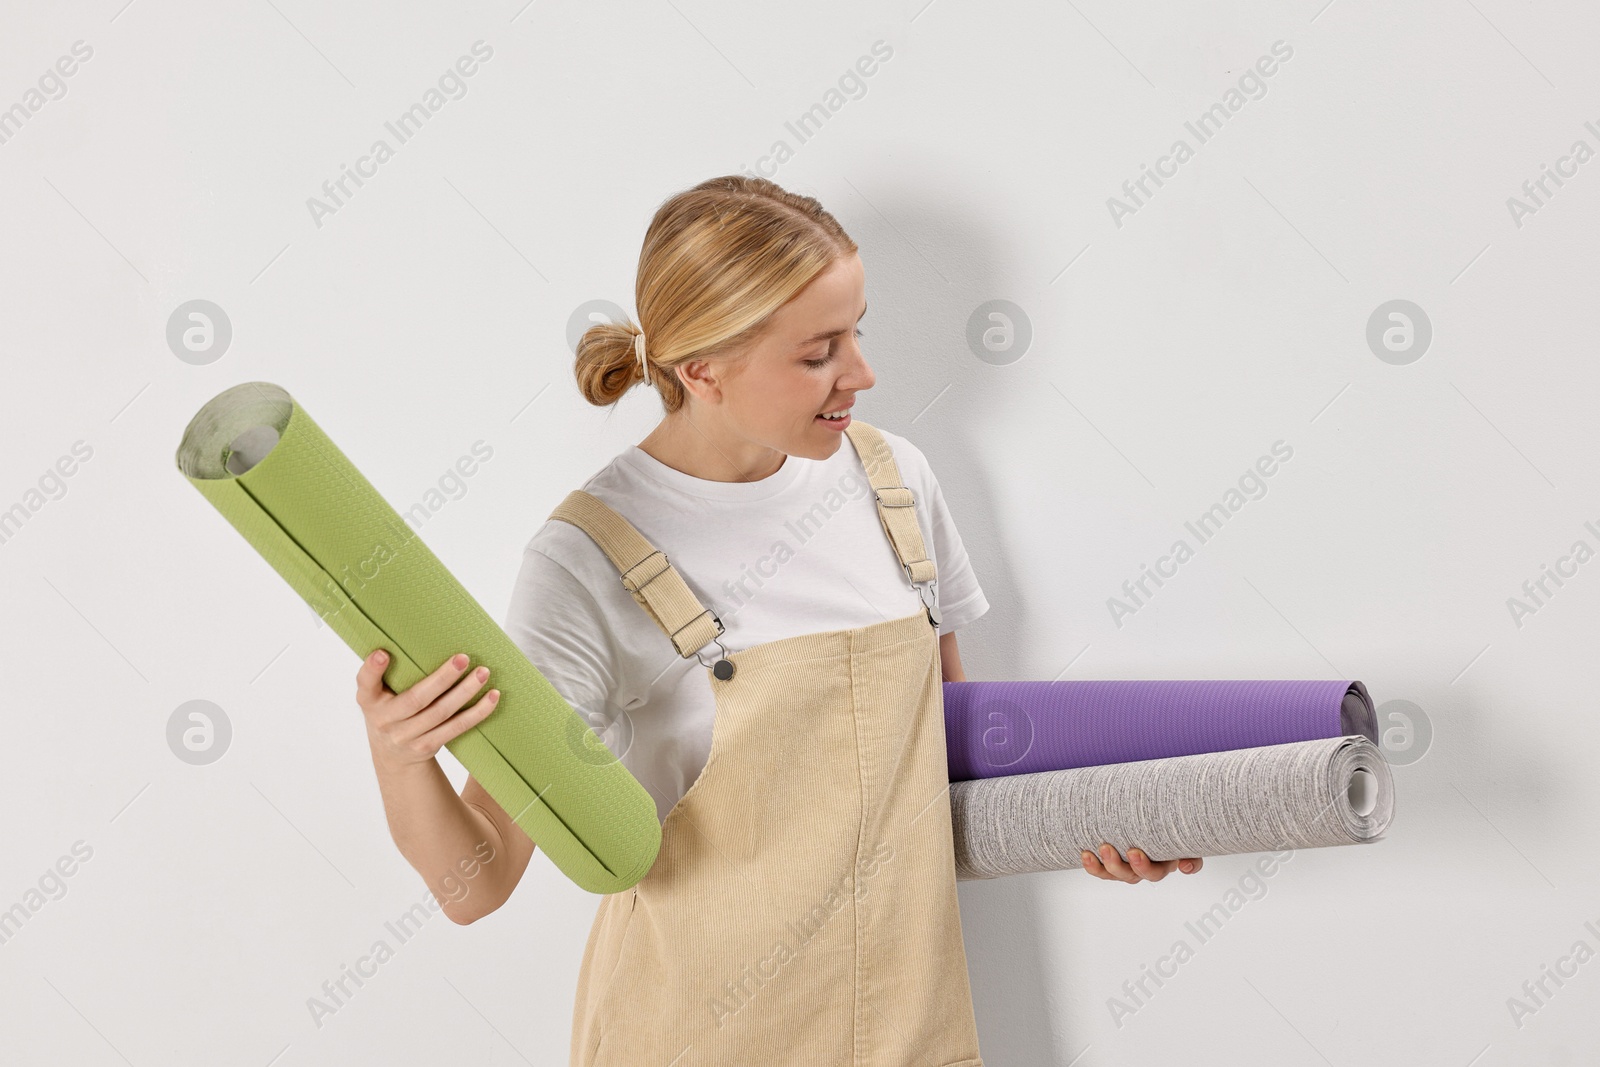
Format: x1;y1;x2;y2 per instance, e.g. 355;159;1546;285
575;175;858;413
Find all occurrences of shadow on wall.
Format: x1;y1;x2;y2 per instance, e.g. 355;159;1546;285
842;177;1063;1064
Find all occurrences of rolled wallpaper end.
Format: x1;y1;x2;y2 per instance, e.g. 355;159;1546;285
174;381;663;895
951;735;1395;881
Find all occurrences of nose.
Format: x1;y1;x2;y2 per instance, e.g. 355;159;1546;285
841;338;875;392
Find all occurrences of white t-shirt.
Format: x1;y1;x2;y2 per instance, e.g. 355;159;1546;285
501;427;989;824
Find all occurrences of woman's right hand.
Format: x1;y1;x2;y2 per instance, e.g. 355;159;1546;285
356;649;501;769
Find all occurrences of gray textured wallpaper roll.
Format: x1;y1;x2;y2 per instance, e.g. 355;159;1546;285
950;735;1394;880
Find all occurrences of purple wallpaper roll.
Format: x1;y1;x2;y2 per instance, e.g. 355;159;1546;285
943;679;1376;782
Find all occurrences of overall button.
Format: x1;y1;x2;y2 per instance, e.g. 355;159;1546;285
696;635;736;680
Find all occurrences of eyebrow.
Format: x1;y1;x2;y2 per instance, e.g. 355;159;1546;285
796;301;868;348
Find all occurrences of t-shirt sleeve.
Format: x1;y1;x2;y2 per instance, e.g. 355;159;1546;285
890;434;989;635
502;544;621;736
925;471;990;635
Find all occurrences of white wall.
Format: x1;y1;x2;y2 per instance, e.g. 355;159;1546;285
2;0;1596;1063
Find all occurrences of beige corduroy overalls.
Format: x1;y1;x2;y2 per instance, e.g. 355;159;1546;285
547;419;984;1067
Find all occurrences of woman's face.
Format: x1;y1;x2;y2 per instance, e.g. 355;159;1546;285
689;251;876;464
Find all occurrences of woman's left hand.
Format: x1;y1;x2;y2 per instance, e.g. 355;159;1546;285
1080;843;1203;883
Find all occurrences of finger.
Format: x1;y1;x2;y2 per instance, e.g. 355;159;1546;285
1178;857;1204;874
355;649;395;703
393;652;477;721
396;663;495;742
1079;850;1111;880
413;687;501;752
1127;848;1178;882
1097;843;1139;884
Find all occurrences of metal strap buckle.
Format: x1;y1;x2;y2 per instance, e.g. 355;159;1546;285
914;578;940;627
691;611;735;678
694;637;732;670
671;608;725;647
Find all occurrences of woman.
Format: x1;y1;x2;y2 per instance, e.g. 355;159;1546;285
354;175;1200;1065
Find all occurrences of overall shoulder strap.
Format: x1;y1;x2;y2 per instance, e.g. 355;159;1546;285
843;420;937;585
547;490;724;660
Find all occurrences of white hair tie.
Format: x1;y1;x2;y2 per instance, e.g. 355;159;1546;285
634;329;649;383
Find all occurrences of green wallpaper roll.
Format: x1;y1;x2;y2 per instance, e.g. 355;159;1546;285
174;381;661;894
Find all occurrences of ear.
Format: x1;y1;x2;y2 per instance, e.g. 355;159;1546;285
676;357;726;404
